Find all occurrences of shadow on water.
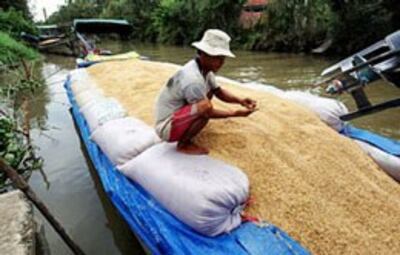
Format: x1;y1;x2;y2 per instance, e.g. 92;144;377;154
71;108;145;255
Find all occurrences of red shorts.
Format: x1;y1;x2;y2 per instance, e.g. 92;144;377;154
169;104;198;142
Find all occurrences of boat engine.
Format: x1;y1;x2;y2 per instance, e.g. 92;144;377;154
316;30;400;121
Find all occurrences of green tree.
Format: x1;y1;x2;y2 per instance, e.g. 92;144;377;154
0;32;40;84
101;0;159;41
46;1;103;24
0;9;38;39
152;0;245;44
0;32;38;65
328;0;394;54
245;0;334;52
0;0;32;20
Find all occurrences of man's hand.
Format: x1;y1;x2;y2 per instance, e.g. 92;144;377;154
240;98;257;110
233;108;257;117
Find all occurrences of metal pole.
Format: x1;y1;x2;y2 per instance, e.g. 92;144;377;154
314;49;400;87
0;158;86;255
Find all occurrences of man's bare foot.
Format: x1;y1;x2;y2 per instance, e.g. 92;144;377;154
177;142;209;155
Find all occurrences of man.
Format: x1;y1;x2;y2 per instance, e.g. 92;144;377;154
155;29;257;155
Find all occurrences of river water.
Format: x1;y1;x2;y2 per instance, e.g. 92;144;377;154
27;41;399;255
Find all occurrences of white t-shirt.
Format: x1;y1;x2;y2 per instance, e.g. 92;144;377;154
154;59;219;139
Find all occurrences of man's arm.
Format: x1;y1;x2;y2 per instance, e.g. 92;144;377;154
214;87;257;110
197;99;255;119
209;107;254;118
214;87;242;104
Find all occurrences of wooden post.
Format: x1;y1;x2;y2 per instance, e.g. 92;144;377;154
20;58;31;81
0;158;86;255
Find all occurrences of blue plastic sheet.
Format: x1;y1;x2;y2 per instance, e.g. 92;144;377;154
64;76;310;255
77;60;99;68
341;125;400;156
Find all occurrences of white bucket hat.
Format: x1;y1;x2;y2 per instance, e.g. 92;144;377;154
192;29;235;58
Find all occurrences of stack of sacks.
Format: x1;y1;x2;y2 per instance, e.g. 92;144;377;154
81;98;127;132
70;69;160;166
91;117;160;165
69;68;91;84
280;90;348;132
268;89;400;181
217;79;348;132
70;69;127;133
118;143;249;236
70;68;248;236
69;69;106;108
354;140;400;182
70;69;97;95
74;88;105;108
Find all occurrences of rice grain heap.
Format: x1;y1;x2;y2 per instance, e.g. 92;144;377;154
87;59;400;255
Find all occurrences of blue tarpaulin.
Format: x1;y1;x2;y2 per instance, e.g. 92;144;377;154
65;75;310;255
341;125;400;156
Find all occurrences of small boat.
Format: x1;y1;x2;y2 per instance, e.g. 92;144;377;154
73;19;133;35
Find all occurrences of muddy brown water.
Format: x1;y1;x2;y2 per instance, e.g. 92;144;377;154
27;40;399;254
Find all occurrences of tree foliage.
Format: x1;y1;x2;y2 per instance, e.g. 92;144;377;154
100;0;159;41
0;112;43;191
152;0;246;44
45;0;400;54
46;1;103;25
0;0;32;20
0;9;38;39
328;0;396;54
0;32;38;65
245;0;333;52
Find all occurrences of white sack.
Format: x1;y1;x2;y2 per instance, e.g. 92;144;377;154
75;89;105;108
282;91;349;131
70;68;100;98
354;140;400;182
69;68;90;83
91;117;160;165
79;97;109;113
81;98;127;132
71;80;97;96
118;143;249;236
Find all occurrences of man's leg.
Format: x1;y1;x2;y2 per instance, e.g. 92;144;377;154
177;117;209;154
176;100;212;154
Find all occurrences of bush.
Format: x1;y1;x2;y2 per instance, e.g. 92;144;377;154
100;0;159;42
0;113;42;190
244;0;334;52
152;0;246;45
46;2;103;25
0;32;38;65
329;1;394;54
0;9;37;39
0;0;32;20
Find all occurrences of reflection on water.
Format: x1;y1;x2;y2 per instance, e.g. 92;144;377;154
29;57;144;255
28;40;399;255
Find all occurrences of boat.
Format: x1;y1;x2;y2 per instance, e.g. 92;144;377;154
73;19;133;35
64;73;310;254
316;30;400;121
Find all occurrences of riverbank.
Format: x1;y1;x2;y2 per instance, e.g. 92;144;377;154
0;190;35;254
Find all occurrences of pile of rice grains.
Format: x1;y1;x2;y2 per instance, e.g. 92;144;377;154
87;59;400;255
